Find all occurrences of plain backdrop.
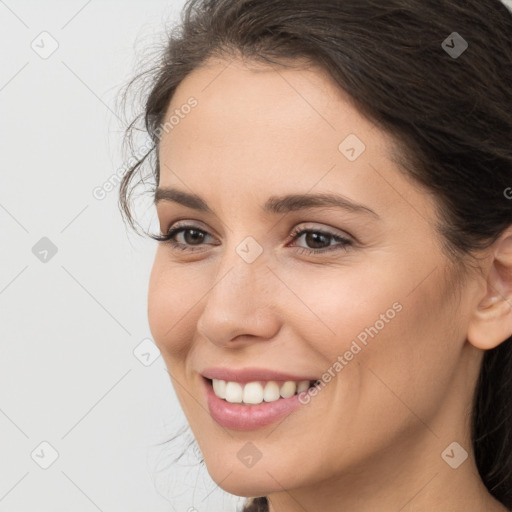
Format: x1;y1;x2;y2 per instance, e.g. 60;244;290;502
1;1;511;511
0;1;242;511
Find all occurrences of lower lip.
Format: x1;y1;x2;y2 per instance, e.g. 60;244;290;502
203;378;306;431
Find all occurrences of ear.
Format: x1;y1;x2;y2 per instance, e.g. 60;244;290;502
467;226;512;350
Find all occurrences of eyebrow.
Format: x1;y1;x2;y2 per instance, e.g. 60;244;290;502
154;187;379;218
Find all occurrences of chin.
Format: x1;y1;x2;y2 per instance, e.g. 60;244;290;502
203;459;291;498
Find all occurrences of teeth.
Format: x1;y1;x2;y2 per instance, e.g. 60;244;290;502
263;381;280;402
225;381;243;403
212;379;312;405
243;382;263;404
212;378;227;399
280;381;297;398
297;380;310;393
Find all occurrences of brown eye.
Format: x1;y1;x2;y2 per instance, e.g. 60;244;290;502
289;227;353;255
151;224;214;251
178;228;207;245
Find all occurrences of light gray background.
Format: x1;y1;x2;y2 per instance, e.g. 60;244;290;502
0;1;242;511
1;1;511;511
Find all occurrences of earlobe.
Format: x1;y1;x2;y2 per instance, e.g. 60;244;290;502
467;228;512;351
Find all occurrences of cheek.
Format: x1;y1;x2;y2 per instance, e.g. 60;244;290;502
347;269;463;427
278;261;407;359
147;254;201;359
289;258;460;407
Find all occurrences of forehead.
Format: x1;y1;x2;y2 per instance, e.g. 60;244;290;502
159;57;395;180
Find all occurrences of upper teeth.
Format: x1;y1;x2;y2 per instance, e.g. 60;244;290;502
212;379;312;405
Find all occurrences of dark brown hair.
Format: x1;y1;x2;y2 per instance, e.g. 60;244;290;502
118;1;512;510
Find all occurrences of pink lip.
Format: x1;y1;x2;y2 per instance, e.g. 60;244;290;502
201;366;317;385
202;377;308;431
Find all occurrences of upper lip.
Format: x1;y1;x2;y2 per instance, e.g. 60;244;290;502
201;367;318;383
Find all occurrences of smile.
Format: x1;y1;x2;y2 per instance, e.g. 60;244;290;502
200;367;321;430
211;378;318;405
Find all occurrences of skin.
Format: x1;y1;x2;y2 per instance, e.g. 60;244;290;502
148;56;512;512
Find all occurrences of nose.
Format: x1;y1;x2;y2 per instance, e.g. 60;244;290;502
195;249;281;348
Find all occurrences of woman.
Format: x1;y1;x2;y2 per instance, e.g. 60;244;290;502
119;0;512;510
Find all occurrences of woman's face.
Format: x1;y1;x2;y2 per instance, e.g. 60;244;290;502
148;57;482;498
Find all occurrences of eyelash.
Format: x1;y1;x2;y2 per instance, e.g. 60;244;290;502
152;223;353;255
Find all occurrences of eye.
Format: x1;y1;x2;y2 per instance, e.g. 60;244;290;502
151;224;214;252
287;226;353;255
151;222;353;255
